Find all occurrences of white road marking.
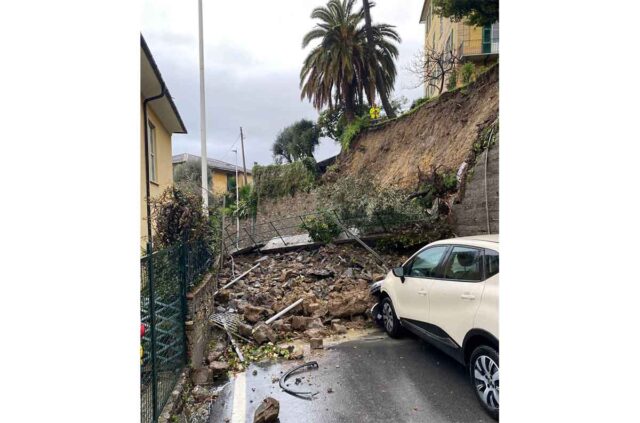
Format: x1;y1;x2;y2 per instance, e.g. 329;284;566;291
230;371;246;423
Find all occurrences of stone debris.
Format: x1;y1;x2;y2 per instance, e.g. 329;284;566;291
310;338;323;349
190;367;212;385
208;361;229;376
253;397;280;423
214;243;407;344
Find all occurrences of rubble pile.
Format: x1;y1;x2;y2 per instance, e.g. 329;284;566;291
214;243;408;345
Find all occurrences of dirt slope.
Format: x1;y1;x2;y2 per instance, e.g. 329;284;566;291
331;65;498;188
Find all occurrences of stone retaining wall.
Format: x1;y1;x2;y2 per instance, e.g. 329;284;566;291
451;143;499;236
185;272;216;369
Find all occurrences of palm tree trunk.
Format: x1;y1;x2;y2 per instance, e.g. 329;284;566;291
362;0;396;118
343;80;356;122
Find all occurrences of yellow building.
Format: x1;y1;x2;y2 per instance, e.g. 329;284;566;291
141;36;187;248
419;0;499;97
172;153;253;195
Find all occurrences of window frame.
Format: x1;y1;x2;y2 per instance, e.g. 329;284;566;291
403;244;451;279
484;247;499;279
439;244;487;283
147;120;157;184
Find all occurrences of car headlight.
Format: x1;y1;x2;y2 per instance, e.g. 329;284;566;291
369;280;383;294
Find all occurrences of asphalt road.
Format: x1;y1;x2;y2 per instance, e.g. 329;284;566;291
208;329;490;423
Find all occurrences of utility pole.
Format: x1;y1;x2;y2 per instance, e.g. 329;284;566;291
198;0;209;213
232;149;240;249
240;127;248;186
362;0;395;118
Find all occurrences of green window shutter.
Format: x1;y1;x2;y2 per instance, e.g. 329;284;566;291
482;25;491;54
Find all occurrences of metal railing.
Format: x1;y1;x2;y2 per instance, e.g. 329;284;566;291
221;209;431;253
140;240;213;423
459;38;499;57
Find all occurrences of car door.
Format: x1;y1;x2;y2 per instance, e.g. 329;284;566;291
393;245;449;324
427;245;487;346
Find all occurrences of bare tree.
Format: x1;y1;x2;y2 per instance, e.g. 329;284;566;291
407;46;462;96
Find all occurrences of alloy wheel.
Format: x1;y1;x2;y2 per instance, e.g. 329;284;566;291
473;355;499;410
382;302;394;333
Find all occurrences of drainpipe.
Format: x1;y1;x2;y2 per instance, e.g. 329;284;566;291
143;84;165;423
143;84;166;249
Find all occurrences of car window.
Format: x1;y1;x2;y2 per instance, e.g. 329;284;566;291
484;248;499;278
443;246;484;281
406;246;448;278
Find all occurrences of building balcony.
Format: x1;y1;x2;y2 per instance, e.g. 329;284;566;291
459;38;499;59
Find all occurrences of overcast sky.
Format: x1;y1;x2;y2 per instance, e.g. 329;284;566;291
141;0;426;167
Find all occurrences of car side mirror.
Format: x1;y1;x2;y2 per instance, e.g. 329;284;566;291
392;266;405;283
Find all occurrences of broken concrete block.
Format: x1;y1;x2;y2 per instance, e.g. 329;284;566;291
306;317;324;330
254;397;279;423
208;361;229;376
191;367;212;385
237;322;253;338
243;304;269;324
310;338;323;349
331;322;347;334
291;315;309;331
253;324;277;345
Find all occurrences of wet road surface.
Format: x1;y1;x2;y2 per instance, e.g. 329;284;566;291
208;329;490;423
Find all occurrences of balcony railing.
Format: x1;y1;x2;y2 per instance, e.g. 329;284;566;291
459;38;499;57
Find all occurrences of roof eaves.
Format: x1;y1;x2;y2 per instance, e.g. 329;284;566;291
140;34;188;134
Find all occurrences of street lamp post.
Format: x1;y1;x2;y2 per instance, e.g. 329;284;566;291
198;0;209;213
232;149;240;249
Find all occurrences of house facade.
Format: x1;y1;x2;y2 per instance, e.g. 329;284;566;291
172;153;253;195
420;0;499;97
141;36;187;247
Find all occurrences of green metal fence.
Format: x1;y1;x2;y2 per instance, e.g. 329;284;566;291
140;240;213;423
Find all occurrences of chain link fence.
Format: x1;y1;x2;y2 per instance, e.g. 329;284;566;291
140;240;213;423
222;209;431;253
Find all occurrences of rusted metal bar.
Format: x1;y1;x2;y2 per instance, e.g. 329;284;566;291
332;211;388;271
269;221;287;246
244;227;258;248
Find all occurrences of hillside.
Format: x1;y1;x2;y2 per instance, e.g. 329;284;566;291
328;64;499;189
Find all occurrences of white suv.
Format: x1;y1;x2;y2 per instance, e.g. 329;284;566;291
371;235;499;420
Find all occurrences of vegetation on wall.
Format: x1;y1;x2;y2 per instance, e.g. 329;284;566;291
339;114;370;151
460;62;475;85
299;210;342;243
253;158;318;199
447;69;458;91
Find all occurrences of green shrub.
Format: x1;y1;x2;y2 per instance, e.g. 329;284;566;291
253;160;318;199
299;210;342;243
447;69;458;91
375;218;453;252
409;96;430;110
224;184;257;219
150;186;214;249
413;167;459;211
461;62;475;85
340;115;370;151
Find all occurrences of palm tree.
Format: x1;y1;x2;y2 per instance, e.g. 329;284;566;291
300;0;400;123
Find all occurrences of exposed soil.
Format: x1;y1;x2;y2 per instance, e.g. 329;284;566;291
327;65;499;189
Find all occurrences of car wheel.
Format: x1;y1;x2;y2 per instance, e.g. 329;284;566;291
381;297;403;338
469;345;499;420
